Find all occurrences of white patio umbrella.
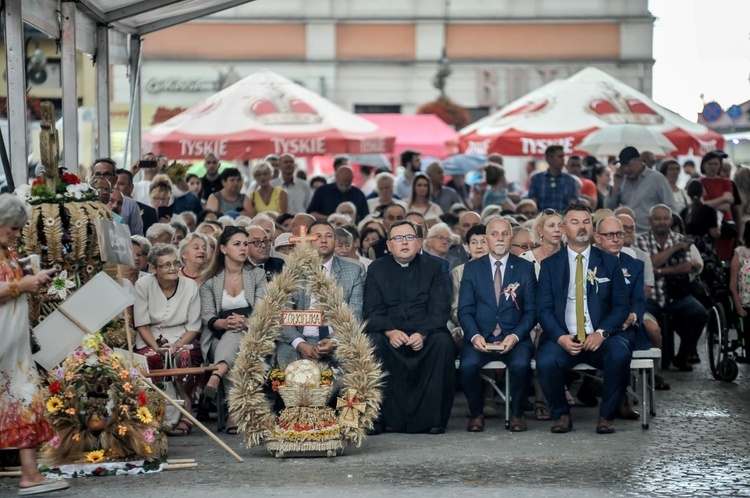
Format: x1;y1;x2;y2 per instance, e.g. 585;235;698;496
577;123;678;156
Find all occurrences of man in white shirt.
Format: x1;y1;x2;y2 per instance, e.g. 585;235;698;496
270;154;311;214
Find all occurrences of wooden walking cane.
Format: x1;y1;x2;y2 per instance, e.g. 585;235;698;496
54;307;243;462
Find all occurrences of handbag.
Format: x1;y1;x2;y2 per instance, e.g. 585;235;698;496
161;352;185;427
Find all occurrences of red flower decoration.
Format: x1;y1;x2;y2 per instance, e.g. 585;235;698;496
137;391;147;406
49;381;61;395
61;172;81;185
32;179;44;186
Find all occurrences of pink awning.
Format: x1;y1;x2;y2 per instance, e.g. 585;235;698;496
361;114;460;159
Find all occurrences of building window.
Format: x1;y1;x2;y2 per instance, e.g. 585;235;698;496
466;107;490;124
354;104;401;114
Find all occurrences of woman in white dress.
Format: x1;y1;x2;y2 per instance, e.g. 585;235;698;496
0;194;69;495
134;243;202;436
200;226;266;434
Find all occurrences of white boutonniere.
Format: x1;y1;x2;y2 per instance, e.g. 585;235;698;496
622;267;631;284
502;282;520;309
586;267;599;292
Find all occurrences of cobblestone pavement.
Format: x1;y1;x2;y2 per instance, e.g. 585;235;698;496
3;345;749;497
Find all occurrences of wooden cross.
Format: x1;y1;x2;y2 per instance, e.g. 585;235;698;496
288;225;318;244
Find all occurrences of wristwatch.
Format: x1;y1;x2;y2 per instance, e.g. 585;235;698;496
596;329;610;339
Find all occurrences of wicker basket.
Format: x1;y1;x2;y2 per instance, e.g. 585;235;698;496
278;385;331;407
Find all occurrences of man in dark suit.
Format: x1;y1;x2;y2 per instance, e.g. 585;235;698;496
277;221;365;367
458;217;536;432
594;215;645;419
247;226;285;282
536;203;630;434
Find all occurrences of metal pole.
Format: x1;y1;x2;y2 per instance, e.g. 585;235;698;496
123;36;142;168
3;0;27;189
96;24;111;158
60;2;79;171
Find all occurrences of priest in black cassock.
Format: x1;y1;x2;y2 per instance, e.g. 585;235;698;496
364;220;456;434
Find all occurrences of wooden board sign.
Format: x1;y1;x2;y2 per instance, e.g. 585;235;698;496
282;310;324;327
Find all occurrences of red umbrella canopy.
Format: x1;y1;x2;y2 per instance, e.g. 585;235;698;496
143;69;394;160
459;67;723;157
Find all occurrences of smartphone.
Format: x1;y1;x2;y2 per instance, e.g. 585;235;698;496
139;159;157;169
157;204;174;220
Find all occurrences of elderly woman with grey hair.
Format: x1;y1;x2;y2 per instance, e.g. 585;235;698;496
134;243;202;436
0;195;69;494
424;222;462;269
146;222;175;246
178;232;209;281
200;226;266;434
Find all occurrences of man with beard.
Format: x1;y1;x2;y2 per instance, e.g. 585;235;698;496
536;203;630;434
458;217;537;432
364;220;455;434
395;150;422;200
277;221;365;367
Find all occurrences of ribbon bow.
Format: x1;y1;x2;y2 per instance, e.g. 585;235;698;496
336;388;366;428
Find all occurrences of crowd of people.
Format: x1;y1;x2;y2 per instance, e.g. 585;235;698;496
4;143;750;492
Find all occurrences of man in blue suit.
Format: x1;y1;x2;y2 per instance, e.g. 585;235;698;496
594;215;645;420
536;203;630;434
458;217;536;432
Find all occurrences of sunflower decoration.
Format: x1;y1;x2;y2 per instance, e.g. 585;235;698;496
41;331;167;465
165;160;189;185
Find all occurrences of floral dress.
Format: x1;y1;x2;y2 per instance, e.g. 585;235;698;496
0;250;54;449
735;247;750;308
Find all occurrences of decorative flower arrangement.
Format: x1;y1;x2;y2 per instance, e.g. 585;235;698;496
99;317;132;350
417;97;471;129
41;332;166;465
502;282;521;309
26;172;98;205
165;161;190;185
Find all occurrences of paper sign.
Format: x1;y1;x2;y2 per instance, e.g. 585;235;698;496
114;348;149;373
95;218;134;266
33;272;135;370
281;310;323;327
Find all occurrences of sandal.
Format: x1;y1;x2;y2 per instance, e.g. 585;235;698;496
167;419;193;437
18;477;69;496
534;400;551;421
204;373;222;399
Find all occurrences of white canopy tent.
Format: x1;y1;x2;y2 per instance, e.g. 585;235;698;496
2;0;258;190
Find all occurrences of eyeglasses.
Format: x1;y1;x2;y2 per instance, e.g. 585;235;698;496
512;243;532;251
93;171;115;178
542;209;557;216
156;261;181;269
248;238;271;247
597;232;625;240
389;234;417;242
151;196;170;203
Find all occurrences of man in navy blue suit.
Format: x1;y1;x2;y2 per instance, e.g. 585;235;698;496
536;203;630;434
458;217;536;432
594;215;645;420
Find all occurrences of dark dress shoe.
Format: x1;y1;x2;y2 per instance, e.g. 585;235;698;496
616;396;640;420
687;353;701;364
509;414;527;432
467;415;485;432
672;356;694;372
427;426;446;435
654;375;671;391
596;417;615;434
550;414;572;433
366;422;384;436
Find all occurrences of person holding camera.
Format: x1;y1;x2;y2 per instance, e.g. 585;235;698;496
635;204;708;371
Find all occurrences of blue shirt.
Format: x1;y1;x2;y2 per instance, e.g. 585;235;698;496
527;170;579;211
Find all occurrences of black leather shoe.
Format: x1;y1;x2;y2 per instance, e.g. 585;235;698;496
654;375;671;391
427;426;445;435
687;354;701;364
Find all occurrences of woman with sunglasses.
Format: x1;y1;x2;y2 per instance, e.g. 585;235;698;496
200;226;266;434
518;209;569;419
134;243;202;436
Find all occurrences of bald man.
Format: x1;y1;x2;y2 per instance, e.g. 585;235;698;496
449;211;482;265
271;153;312;214
307;166;369;222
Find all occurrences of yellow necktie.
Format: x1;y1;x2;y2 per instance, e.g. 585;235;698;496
575;253;586;343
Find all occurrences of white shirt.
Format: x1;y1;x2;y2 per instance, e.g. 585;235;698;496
292;257;333;349
271;176;312;215
565;246;594;336
469;252;510;344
